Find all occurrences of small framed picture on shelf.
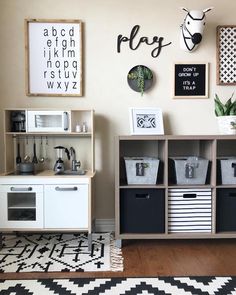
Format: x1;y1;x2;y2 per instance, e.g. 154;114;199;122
129;108;164;135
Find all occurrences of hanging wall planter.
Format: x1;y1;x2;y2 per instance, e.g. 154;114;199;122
127;65;153;96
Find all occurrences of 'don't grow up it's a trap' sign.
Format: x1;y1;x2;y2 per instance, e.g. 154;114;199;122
173;63;209;99
25;19;82;96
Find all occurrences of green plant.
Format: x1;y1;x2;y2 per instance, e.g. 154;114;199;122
215;92;236;116
128;65;153;96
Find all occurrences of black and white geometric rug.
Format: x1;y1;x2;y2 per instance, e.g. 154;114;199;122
0;277;236;294
0;233;123;273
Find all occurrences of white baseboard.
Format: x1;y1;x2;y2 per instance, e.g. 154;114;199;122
95;219;115;232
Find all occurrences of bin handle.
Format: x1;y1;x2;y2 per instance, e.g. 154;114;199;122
135;194;150;199
183;193;197;199
136;163;146;176
229;193;236;197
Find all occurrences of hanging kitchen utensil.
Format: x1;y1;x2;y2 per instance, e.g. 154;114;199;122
16;139;21;164
45;136;49;162
32;137;38;164
39;136;45;163
24;136;30;162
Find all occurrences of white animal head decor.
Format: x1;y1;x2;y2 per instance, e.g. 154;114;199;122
180;7;213;52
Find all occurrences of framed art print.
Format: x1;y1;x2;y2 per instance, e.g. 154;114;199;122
216;25;236;85
25;19;83;96
129;108;164;135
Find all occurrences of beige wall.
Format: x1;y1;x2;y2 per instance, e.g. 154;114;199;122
0;0;235;219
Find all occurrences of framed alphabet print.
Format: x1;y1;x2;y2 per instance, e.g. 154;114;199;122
216;25;236;85
173;62;209;98
25;19;83;96
129;108;164;135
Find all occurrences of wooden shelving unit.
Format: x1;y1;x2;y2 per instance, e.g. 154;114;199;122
115;135;236;245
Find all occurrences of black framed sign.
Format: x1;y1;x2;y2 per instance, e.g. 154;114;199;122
173;63;209;98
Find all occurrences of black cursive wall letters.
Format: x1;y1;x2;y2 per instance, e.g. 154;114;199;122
117;25;172;58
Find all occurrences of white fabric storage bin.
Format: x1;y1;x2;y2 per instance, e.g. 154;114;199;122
171;157;209;185
220;158;236;184
168;188;212;233
124;157;159;185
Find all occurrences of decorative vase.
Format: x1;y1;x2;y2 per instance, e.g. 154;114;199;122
217;116;236;135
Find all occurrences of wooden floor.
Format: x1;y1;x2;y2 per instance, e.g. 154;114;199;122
1;238;236;280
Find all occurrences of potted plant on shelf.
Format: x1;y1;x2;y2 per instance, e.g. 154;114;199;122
215;92;236;134
127;65;153;96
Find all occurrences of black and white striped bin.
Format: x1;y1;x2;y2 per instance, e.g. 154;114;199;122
168;189;212;233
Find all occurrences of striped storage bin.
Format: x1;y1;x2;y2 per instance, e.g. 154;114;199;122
168;188;212;233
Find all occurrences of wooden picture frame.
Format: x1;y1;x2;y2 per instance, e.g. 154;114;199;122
129;108;164;135
25;19;83;96
173;62;209;99
216;25;236;85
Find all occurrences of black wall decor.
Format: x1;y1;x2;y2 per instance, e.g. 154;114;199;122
173;63;209;98
117;25;172;58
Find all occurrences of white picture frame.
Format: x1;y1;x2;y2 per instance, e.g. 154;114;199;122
129;108;164;135
25;19;83;96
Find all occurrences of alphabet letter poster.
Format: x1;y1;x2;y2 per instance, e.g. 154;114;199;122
26;19;82;96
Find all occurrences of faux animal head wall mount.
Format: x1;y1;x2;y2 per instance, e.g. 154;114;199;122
180;7;213;52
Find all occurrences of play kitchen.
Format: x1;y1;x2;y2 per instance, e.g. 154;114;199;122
0;108;95;245
2;108;93;176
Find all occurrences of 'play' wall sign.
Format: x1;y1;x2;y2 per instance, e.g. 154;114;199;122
117;25;172;58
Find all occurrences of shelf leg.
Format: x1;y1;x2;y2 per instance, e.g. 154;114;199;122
88;233;92;252
115;239;122;248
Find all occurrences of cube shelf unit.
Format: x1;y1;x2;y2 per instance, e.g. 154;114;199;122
115;135;236;245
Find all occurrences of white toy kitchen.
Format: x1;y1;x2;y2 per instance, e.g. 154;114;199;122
0;108;95;249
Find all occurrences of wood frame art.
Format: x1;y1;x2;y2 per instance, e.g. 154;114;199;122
216;25;236;85
129;108;164;135
25;19;83;96
173;62;209;99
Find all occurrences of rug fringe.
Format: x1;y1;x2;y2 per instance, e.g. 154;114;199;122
110;234;124;272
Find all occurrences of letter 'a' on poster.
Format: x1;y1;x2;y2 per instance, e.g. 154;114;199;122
25;19;82;96
173;62;209;99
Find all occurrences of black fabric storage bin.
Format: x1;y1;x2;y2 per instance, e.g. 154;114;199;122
217;188;236;232
120;188;165;233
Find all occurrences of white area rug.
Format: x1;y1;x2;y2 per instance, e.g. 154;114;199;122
0;233;123;273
